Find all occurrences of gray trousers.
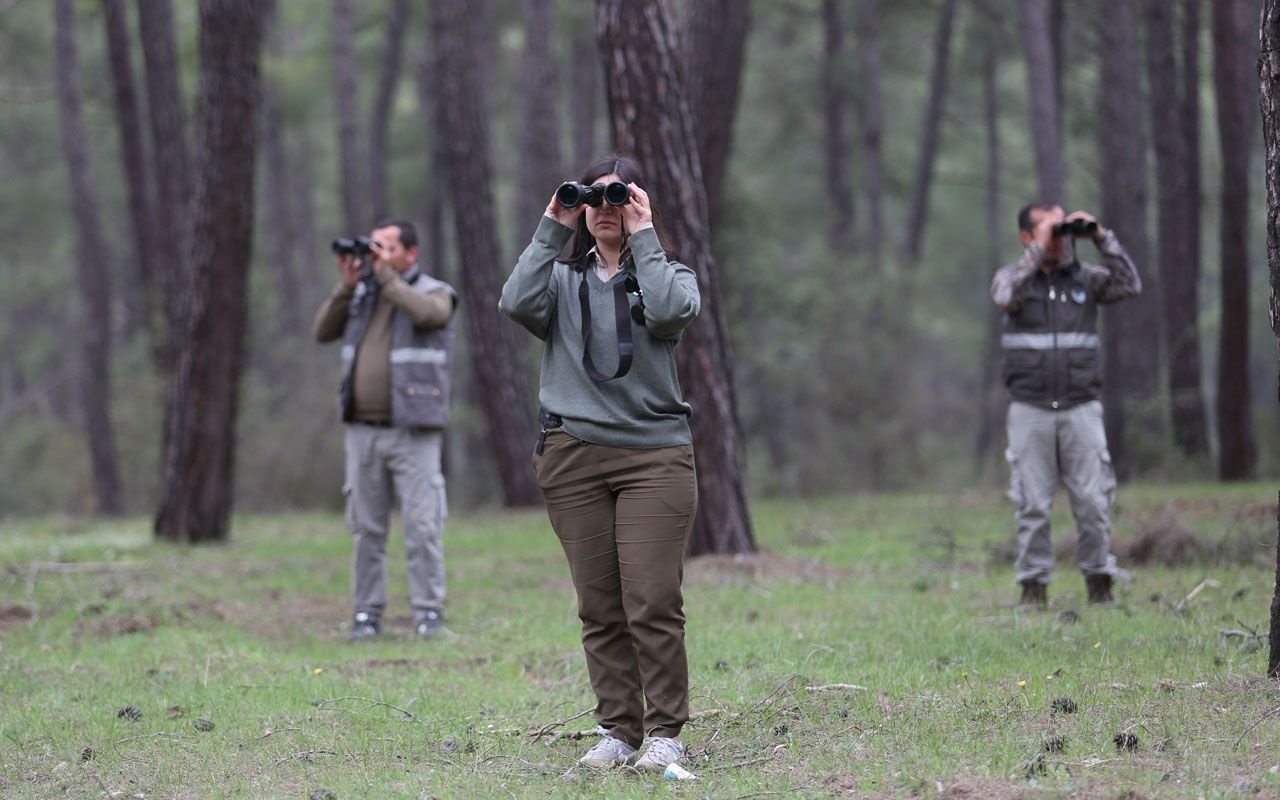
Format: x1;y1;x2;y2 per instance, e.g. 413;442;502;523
1005;400;1119;585
344;425;447;618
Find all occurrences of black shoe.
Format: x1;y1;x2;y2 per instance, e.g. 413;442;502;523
347;611;382;640
1019;580;1048;607
414;609;444;639
1085;574;1115;605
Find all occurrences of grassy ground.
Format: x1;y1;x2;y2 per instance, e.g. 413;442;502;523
1;483;1278;799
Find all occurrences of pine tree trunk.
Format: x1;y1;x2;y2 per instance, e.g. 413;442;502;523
55;0;124;516
102;0;162;360
859;0;885;275
682;0;751;235
1260;0;1280;677
973;36;1004;477
819;0;854;253
515;0;563;243
569;9;600;169
596;0;754;555
1212;0;1257;480
262;3;303;339
902;0;958;259
1144;0;1210;456
1098;0;1158;481
155;0;266;543
369;0;409;221
332;0;363;233
137;0;194;371
1019;0;1065;204
414;53;447;274
430;0;542;507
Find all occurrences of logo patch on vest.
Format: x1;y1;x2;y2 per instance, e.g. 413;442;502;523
1070;285;1087;305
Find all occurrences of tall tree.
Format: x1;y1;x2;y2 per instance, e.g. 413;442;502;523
901;0;958;259
430;0;541;506
332;0;363;233
597;0;754;555
1261;0;1280;678
102;0;162;358
55;0;124;515
261;0;303;337
1143;0;1210;455
1098;0;1158;481
155;0;267;543
819;0;854;253
973;31;1005;476
682;0;751;234
569;10;600;169
1019;0;1065;203
414;51;447;274
137;0;194;370
1213;0;1257;479
369;0;409;220
858;0;885;275
515;0;563;243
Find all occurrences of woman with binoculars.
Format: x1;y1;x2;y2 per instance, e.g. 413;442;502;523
499;154;701;773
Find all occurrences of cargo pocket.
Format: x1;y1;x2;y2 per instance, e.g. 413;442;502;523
430;473;448;528
1004;448;1023;509
1098;449;1116;509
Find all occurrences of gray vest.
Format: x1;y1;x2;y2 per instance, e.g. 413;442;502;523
1001;261;1101;410
338;268;457;428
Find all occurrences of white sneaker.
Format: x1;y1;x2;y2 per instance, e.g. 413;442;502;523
577;734;637;768
632;736;684;771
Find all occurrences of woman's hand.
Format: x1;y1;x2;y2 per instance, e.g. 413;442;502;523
544;191;585;228
621;182;653;232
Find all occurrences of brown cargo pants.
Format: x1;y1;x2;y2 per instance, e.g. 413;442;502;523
533;430;698;749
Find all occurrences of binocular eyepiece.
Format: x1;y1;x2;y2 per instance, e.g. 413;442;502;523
331;235;379;256
556;181;630;209
1052;219;1097;237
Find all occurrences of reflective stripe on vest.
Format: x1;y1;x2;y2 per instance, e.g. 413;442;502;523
1001;332;1099;350
389;347;449;365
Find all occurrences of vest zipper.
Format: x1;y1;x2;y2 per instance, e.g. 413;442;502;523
1048;279;1059;409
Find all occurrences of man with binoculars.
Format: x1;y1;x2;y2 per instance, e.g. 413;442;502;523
313;220;458;640
991;202;1142;608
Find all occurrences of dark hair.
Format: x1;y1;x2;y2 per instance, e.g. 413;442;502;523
373;218;419;249
564;154;672;270
1017;201;1061;233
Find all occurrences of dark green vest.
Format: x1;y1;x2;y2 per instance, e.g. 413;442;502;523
1001;262;1102;410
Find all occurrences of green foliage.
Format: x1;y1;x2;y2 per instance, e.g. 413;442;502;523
1;486;1277;797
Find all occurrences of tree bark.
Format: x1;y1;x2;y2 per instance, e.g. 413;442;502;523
137;0;194;370
1259;0;1280;678
1143;0;1210;455
819;0;854;253
858;0;885;275
973;35;1004;477
155;0;267;543
515;0;564;243
682;0;751;236
1098;0;1158;481
902;0;958;259
369;0;409;220
261;0;303;339
1019;0;1065;204
102;0;162;359
55;0;124;516
430;0;542;507
414;51;447;274
596;0;754;555
332;0;363;233
1213;0;1256;480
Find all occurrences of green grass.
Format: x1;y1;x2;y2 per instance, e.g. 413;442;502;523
1;484;1278;799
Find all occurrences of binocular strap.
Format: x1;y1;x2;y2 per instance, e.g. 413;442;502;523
578;273;634;381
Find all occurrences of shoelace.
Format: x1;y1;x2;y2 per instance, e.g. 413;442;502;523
585;736;631;760
639;737;682;763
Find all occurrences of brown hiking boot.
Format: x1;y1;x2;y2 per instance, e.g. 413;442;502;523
1085;574;1115;605
1019;580;1048;607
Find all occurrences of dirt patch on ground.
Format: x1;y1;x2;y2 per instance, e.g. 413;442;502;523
0;604;35;635
84;614;159;637
216;594;349;639
824;774;1032;799
685;550;851;585
1047;505;1268;568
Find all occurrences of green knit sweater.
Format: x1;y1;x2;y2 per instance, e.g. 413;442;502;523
499;216;700;449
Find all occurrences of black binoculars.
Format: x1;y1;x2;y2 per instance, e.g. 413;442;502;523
1052;219;1097;237
331;235;379;256
556;181;630;209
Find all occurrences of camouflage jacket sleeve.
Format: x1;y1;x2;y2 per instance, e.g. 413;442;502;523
1081;228;1142;304
990;244;1043;312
